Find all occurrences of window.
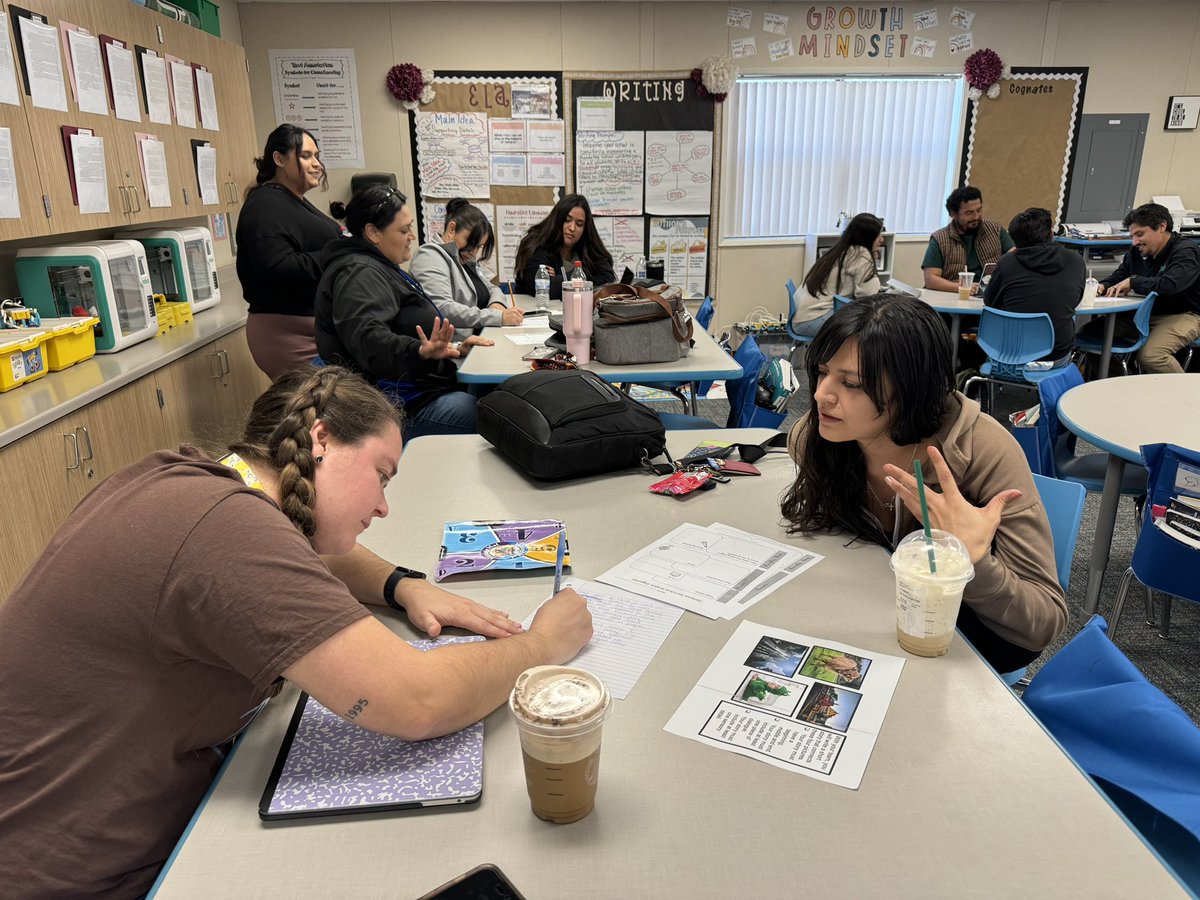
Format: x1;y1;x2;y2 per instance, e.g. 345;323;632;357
727;76;965;238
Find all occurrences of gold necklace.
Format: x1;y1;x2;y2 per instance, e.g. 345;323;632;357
866;442;921;513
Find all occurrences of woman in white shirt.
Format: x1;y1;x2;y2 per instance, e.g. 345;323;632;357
793;213;885;337
410;198;524;342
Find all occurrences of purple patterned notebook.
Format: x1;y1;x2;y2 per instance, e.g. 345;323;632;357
258;636;484;821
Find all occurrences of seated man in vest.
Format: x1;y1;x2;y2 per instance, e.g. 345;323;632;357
1093;203;1200;374
983;207;1085;366
922;186;1015;294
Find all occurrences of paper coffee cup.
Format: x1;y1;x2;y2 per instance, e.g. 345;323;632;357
890;529;975;657
509;666;610;824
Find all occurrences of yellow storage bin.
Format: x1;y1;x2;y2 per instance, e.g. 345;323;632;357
0;330;49;392
36;317;99;371
156;304;176;334
163;300;193;325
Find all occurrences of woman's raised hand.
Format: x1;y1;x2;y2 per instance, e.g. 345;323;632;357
415;317;459;359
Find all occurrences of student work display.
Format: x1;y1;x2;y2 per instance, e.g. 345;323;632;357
566;74;720;298
409;73;563;284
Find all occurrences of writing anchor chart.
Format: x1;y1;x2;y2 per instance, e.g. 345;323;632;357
645;131;712;216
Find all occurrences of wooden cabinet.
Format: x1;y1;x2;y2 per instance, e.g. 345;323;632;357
0;375;167;600
156;329;270;455
0;0;256;238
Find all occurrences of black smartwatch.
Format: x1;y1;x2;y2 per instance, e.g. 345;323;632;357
383;565;426;611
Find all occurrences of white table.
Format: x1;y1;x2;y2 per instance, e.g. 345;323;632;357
889;279;1142;376
149;430;1186;899
1058;374;1200;615
457;322;742;416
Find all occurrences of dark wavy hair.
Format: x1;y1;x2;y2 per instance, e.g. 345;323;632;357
444;198;495;259
802;213;883;297
780;293;955;546
344;184;408;238
514;194;613;277
246;124;327;198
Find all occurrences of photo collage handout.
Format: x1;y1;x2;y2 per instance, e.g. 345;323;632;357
665;621;904;789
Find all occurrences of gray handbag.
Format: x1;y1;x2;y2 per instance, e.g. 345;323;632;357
591;284;694;365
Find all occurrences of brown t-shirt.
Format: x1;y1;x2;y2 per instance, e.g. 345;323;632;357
0;449;370;898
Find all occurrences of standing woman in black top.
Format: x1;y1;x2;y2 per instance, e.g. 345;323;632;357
236;124;343;379
513;194;616;299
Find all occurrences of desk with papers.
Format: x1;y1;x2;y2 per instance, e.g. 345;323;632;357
150;430;1188;898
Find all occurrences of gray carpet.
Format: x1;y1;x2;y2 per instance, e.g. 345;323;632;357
679;362;1199;725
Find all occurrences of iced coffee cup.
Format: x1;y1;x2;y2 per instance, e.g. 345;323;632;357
957;271;976;301
890;529;975;657
509;666;611;824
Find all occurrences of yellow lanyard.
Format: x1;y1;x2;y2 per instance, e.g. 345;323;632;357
217;452;265;491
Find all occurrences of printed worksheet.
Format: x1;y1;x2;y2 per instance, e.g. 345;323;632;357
596;522;822;620
523;577;685;700
665;621;904;789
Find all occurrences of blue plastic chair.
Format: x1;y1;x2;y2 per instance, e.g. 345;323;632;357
1109;443;1200;639
725;336;786;430
1074;291;1157;376
832;293;854;313
784;278;815;360
1023;615;1200;894
621;296;716;414
962;308;1060;411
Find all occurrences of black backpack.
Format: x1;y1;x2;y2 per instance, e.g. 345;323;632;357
477;370;667;481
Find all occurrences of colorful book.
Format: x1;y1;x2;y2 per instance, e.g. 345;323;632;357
436;518;569;581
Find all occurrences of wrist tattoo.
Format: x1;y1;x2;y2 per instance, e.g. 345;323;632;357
346;698;369;720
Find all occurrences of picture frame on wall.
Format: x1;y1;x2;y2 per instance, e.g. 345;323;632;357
1164;95;1200;131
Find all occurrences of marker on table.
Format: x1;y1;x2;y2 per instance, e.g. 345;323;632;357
553;527;566;593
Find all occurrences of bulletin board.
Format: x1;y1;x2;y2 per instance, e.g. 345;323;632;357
407;72;564;284
960;67;1088;229
565;72;721;298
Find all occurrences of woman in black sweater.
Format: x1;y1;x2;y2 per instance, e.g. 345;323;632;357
236;124;342;379
314;185;490;438
513;194;616;299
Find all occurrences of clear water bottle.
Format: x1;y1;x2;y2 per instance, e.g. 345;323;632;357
635;255;647;280
570;260;588;290
1083;267;1099;303
534;264;551;311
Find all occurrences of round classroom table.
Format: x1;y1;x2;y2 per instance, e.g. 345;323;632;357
1057;373;1200;615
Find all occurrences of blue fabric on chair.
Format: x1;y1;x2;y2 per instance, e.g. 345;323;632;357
1109;443;1200;638
725;336;786;430
1023;615;1200;892
1074;291;1158;376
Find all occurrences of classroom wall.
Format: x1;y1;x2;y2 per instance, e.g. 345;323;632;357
233;1;1200;328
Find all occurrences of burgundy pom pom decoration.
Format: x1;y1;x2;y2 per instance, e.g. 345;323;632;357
963;48;1007;101
387;63;434;111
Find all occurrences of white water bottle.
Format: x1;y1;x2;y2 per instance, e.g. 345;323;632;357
635;255;647;280
534;264;551;310
1083;267;1098;303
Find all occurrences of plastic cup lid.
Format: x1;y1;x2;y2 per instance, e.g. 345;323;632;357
509;666;610;731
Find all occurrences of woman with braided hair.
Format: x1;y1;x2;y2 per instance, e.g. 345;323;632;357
0;367;592;899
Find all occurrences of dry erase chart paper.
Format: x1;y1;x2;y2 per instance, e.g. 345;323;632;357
195;67;219;131
522;577;684;700
19;16;67;111
593;216;646;275
575;131;643;216
70;132;109;214
140;51;172;124
105;42;140;123
415;111;490;199
0;16;20;106
0;128;20;218
645;131;712;216
496;204;552;283
64;28;107;116
168;59;196;129
269;49;364;168
665;621;904;789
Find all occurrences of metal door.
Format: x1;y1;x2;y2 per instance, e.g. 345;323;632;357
1064;114;1147;224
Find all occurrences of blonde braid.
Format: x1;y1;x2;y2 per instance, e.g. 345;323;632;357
267;369;343;542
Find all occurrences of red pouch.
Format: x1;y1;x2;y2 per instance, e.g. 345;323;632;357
649;470;712;496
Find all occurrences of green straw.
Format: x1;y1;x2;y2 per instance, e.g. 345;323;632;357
913;459;937;574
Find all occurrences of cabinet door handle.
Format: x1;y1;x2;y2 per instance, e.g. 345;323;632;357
218;349;231;376
209;351;223;379
118;185;130;214
64;432;81;471
129;185;142;213
75;426;94;461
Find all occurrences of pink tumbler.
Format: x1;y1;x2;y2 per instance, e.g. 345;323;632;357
563;282;594;363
